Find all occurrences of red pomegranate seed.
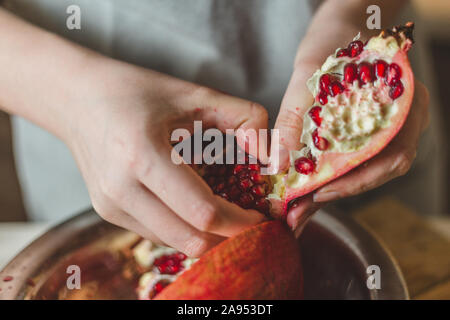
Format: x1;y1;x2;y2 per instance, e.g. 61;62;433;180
249;170;264;184
319;74;332;94
238;193;255;209
251;184;267;197
308;106;322;126
255;198;270;214
336;48;348;57
152;280;169;296
348;40;364;57
294;157;315;175
233;164;245;175
389;81;404;100
227;185;241;200
318;90;328;105
358;62;374;85
312;129;329;151
239;178;253;191
386;63;402;85
227;175;237;186
213;181;225;193
329;81;344;97
344;63;357;83
154;253;185;275
247;164;260;171
374;60;388;79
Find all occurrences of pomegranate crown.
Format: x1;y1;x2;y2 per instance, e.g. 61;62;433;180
379;21;414;52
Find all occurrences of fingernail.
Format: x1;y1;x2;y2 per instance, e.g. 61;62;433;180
313;191;340;202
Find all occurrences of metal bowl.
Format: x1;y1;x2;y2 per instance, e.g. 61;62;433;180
0;208;408;300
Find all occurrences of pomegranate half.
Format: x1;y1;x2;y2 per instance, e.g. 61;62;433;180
189;23;415;217
269;22;415;214
155;220;303;300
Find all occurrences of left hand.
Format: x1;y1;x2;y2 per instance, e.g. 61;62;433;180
271;62;430;236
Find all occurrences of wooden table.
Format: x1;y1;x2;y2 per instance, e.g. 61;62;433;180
353;197;450;299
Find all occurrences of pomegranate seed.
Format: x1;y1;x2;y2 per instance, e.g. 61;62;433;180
348;40;364;57
312;129;329;151
358;62;374;85
238;193;255;209
308;106;322;126
255;198;270;214
249;170;264;184
344;63;357;83
152;280;169;296
239;178;253;191
389;81;404;100
219;191;230;201
336;48;348;57
329;81;344;97
227;175;238;186
374;60;388;79
386;63;402;85
233;165;245;175
318;90;328;105
227;185;241;200
213;182;225;193
294;157;315;175
247;164;260;171
251;184;267;197
319;74;332;94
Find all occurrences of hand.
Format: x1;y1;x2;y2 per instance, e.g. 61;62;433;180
272;61;429;236
62;60;268;257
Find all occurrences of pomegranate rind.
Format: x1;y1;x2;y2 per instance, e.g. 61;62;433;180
155;221;303;300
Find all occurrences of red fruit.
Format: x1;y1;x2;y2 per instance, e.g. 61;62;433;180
151;280;170;299
254;198;271;214
336;48;348;57
312;129;329;151
386;63;402;85
358;62;374;85
389;81;404;100
318;90;328;105
344;63;357;83
329;81;344;97
251;184;267;197
319;74;332;94
348;40;364;57
294;157;315;175
155;221;304;300
374;59;388;79
269;23;415;215
308;106;322;126
154;253;187;275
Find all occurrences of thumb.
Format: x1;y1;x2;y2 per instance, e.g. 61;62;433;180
270;67;315;172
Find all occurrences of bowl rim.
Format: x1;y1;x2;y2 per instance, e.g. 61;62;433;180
0;208;409;300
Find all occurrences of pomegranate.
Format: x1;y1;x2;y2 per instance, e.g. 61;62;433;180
187;23;415;218
155;220;303;300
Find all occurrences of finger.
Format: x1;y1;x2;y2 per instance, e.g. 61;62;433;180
122;183;225;257
185;87;270;163
270;65;317;172
313;79;428;202
139;146;266;237
96;206;163;245
286;194;324;236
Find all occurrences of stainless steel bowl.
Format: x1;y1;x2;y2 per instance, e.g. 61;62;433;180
0;208;408;300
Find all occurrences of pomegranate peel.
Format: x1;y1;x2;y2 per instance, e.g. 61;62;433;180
155;220;303;300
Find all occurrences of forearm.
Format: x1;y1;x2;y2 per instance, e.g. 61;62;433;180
0;8;112;139
295;0;408;68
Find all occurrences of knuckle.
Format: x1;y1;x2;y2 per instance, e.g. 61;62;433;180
394;150;414;176
249;102;268;121
182;235;211;257
193;201;219;232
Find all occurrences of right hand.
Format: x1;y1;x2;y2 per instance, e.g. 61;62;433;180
60;60;268;257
